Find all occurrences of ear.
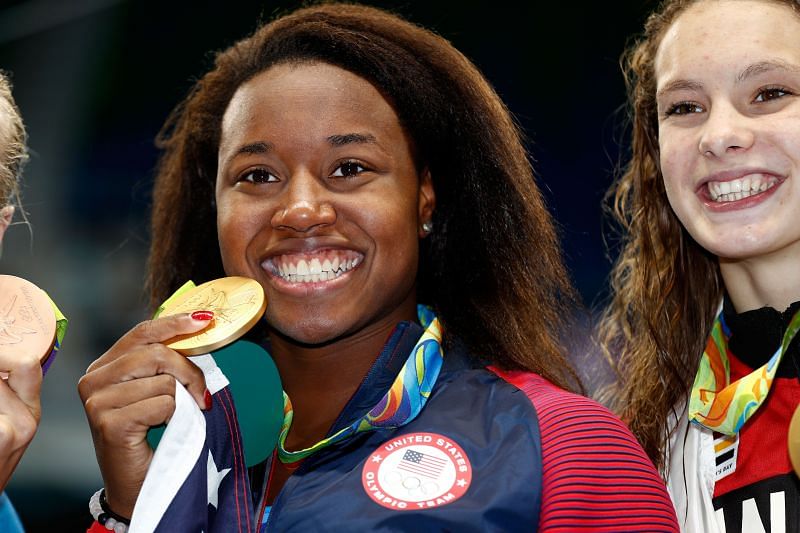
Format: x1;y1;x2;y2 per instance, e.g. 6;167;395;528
0;205;14;244
417;168;436;238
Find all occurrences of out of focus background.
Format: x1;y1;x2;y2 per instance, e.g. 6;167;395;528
0;1;654;530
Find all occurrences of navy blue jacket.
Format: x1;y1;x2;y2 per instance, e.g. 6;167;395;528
257;321;678;532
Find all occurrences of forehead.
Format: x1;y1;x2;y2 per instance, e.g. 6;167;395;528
220;62;401;147
654;0;800;84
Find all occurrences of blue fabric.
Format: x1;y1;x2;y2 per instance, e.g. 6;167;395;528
0;492;24;532
129;320;546;532
260;322;543;532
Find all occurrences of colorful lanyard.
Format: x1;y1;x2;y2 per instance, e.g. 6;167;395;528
277;305;444;464
689;305;800;435
42;296;68;375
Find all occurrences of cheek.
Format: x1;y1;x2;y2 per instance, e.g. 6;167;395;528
659;138;694;200
357;196;420;269
216;203;255;271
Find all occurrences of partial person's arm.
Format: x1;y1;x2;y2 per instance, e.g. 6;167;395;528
496;370;679;532
0;349;42;492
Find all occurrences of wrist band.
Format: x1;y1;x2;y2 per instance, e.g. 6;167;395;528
89;488;131;533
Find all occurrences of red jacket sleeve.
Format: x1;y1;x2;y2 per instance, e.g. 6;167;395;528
491;368;679;532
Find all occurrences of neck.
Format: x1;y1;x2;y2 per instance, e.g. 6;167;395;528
720;246;800;313
269;309;416;451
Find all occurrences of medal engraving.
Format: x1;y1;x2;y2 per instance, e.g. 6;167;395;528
0;275;57;363
161;277;267;355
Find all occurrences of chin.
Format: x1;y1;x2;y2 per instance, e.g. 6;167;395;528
268;316;345;347
707;242;781;262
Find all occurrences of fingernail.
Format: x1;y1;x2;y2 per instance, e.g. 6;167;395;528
204;389;213;410
191;310;214;321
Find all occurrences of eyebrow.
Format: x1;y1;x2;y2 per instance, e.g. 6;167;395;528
327;133;377;146
657;59;800;99
656;79;704;99
737;59;800;82
235;141;273;155
229;134;376;160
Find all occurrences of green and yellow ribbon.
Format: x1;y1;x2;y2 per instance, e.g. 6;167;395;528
689;306;800;435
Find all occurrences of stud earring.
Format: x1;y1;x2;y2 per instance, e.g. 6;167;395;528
421;221;433;235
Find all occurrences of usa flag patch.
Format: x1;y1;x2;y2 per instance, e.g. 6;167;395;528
362;432;472;510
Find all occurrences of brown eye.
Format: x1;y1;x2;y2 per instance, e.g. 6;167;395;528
240;168;278;183
754;86;791;102
331;161;366;179
665;101;703;116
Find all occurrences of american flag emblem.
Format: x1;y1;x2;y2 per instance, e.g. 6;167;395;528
397;449;447;479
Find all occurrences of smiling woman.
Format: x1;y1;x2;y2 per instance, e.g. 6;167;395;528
598;1;800;531
215;63;430;347
78;3;677;532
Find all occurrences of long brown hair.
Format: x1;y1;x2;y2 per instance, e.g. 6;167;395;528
146;3;581;392
0;71;26;207
598;0;800;473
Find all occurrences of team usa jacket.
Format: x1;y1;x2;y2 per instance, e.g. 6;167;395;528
89;320;679;532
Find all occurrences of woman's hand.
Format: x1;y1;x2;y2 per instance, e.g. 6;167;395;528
78;313;212;518
0;349;43;492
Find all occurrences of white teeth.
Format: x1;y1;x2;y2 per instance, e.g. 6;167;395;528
740;176;750;192
272;253;362;283
297;260;309;276
707;174;778;203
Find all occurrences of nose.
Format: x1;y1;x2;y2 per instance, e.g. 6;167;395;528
698;104;754;158
270;172;336;232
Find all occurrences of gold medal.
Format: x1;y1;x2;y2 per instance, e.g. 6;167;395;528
788;404;800;477
0;275;57;364
160;276;266;356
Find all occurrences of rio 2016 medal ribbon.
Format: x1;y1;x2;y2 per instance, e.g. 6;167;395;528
0;274;57;365
158;277;266;356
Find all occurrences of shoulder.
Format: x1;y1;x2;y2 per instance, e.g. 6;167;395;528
488;367;679;532
489;367;641;442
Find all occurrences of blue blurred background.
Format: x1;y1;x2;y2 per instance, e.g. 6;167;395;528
0;0;653;530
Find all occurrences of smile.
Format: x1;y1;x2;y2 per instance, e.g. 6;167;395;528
264;250;363;283
707;174;779;202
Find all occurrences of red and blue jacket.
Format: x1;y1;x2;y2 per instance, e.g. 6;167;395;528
89;320;678;532
254;321;678;531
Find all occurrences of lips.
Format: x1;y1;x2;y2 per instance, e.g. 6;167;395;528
697;168;785;206
262;249;363;283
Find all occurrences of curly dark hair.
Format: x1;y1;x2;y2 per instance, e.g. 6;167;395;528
147;2;581;392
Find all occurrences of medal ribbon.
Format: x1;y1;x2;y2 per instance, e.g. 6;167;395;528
277;304;444;464
689;305;800;435
41;295;68;375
